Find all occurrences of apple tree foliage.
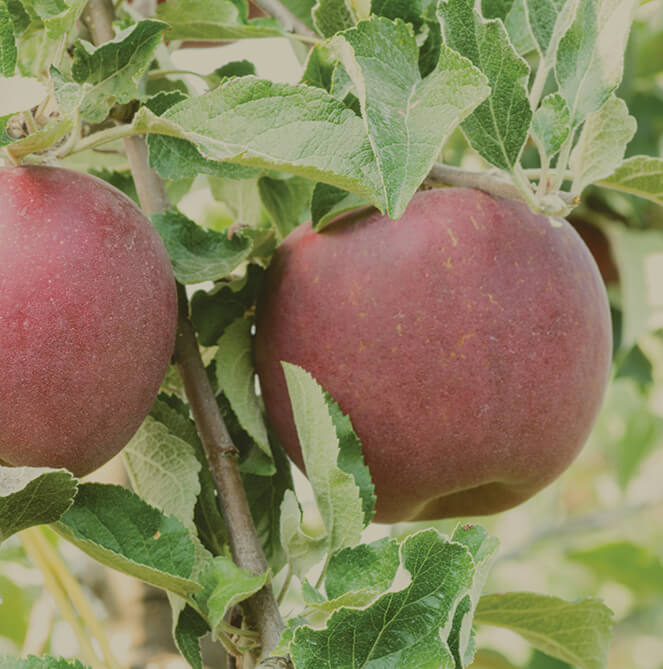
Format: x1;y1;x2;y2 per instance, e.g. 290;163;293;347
1;0;662;668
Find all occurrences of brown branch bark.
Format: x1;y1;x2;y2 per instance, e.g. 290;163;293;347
251;0;317;38
82;0;284;659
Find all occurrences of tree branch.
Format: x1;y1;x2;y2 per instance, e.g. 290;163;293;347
82;0;284;658
251;0;318;38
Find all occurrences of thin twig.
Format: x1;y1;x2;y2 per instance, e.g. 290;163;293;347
82;0;285;658
251;0;318;38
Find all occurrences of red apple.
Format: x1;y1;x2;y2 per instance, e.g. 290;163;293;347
0;166;177;476
255;188;612;523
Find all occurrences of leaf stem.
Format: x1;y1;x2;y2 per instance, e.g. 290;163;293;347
63;122;141;157
148;68;212;84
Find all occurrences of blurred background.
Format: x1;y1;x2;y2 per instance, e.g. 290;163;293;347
2;2;663;668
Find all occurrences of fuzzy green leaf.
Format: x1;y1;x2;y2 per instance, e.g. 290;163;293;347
569;96;636;194
474;592;614;669
0;466;77;543
438;0;532;171
282;363;364;554
279;489;327;580
290;529;475;669
0;1;17;76
597;155;663;207
71;20;166;122
330;16;489;217
555;0;636;126
156;0;281;40
532;93;571;163
216;318;272;460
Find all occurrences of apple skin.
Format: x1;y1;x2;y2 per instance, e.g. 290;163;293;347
0;166;177;476
255;188;613;523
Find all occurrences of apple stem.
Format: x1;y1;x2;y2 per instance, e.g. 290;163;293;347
82;0;285;660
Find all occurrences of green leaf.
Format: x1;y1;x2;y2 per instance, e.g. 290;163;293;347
504;0;537;55
194;555;269;631
123;416;202;532
0;658;90;669
216;318;272;460
448;525;500;667
173;605;208;669
208;175;264;229
0;1;17;76
149;77;384;209
527;0;574;58
474;593;614;669
603;224;663;347
213;59;257;82
30;0;86;38
71;20;167;122
569;96;636;194
191;263;264;346
55;483;200;598
148;135;261;181
313;0;356;38
567;541;663;595
532;93;570;164
157;0;281;40
301;43;335;90
555;0;637;126
324;536;400;600
438;0;532;171
282;363;364;554
152;209;253;284
279;489;327;580
290;528;475;669
123;409;213;668
150;395;229;557
597;155;663;207
482;0;536;55
330;16;489;218
258;175;313;239
243;437;293;574
310;183;370;231
324;391;375;527
280;0;317;30
0;466;77;543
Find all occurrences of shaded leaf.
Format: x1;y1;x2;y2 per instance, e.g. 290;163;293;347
0;466;77;543
152;209;253;284
474;592;614;669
